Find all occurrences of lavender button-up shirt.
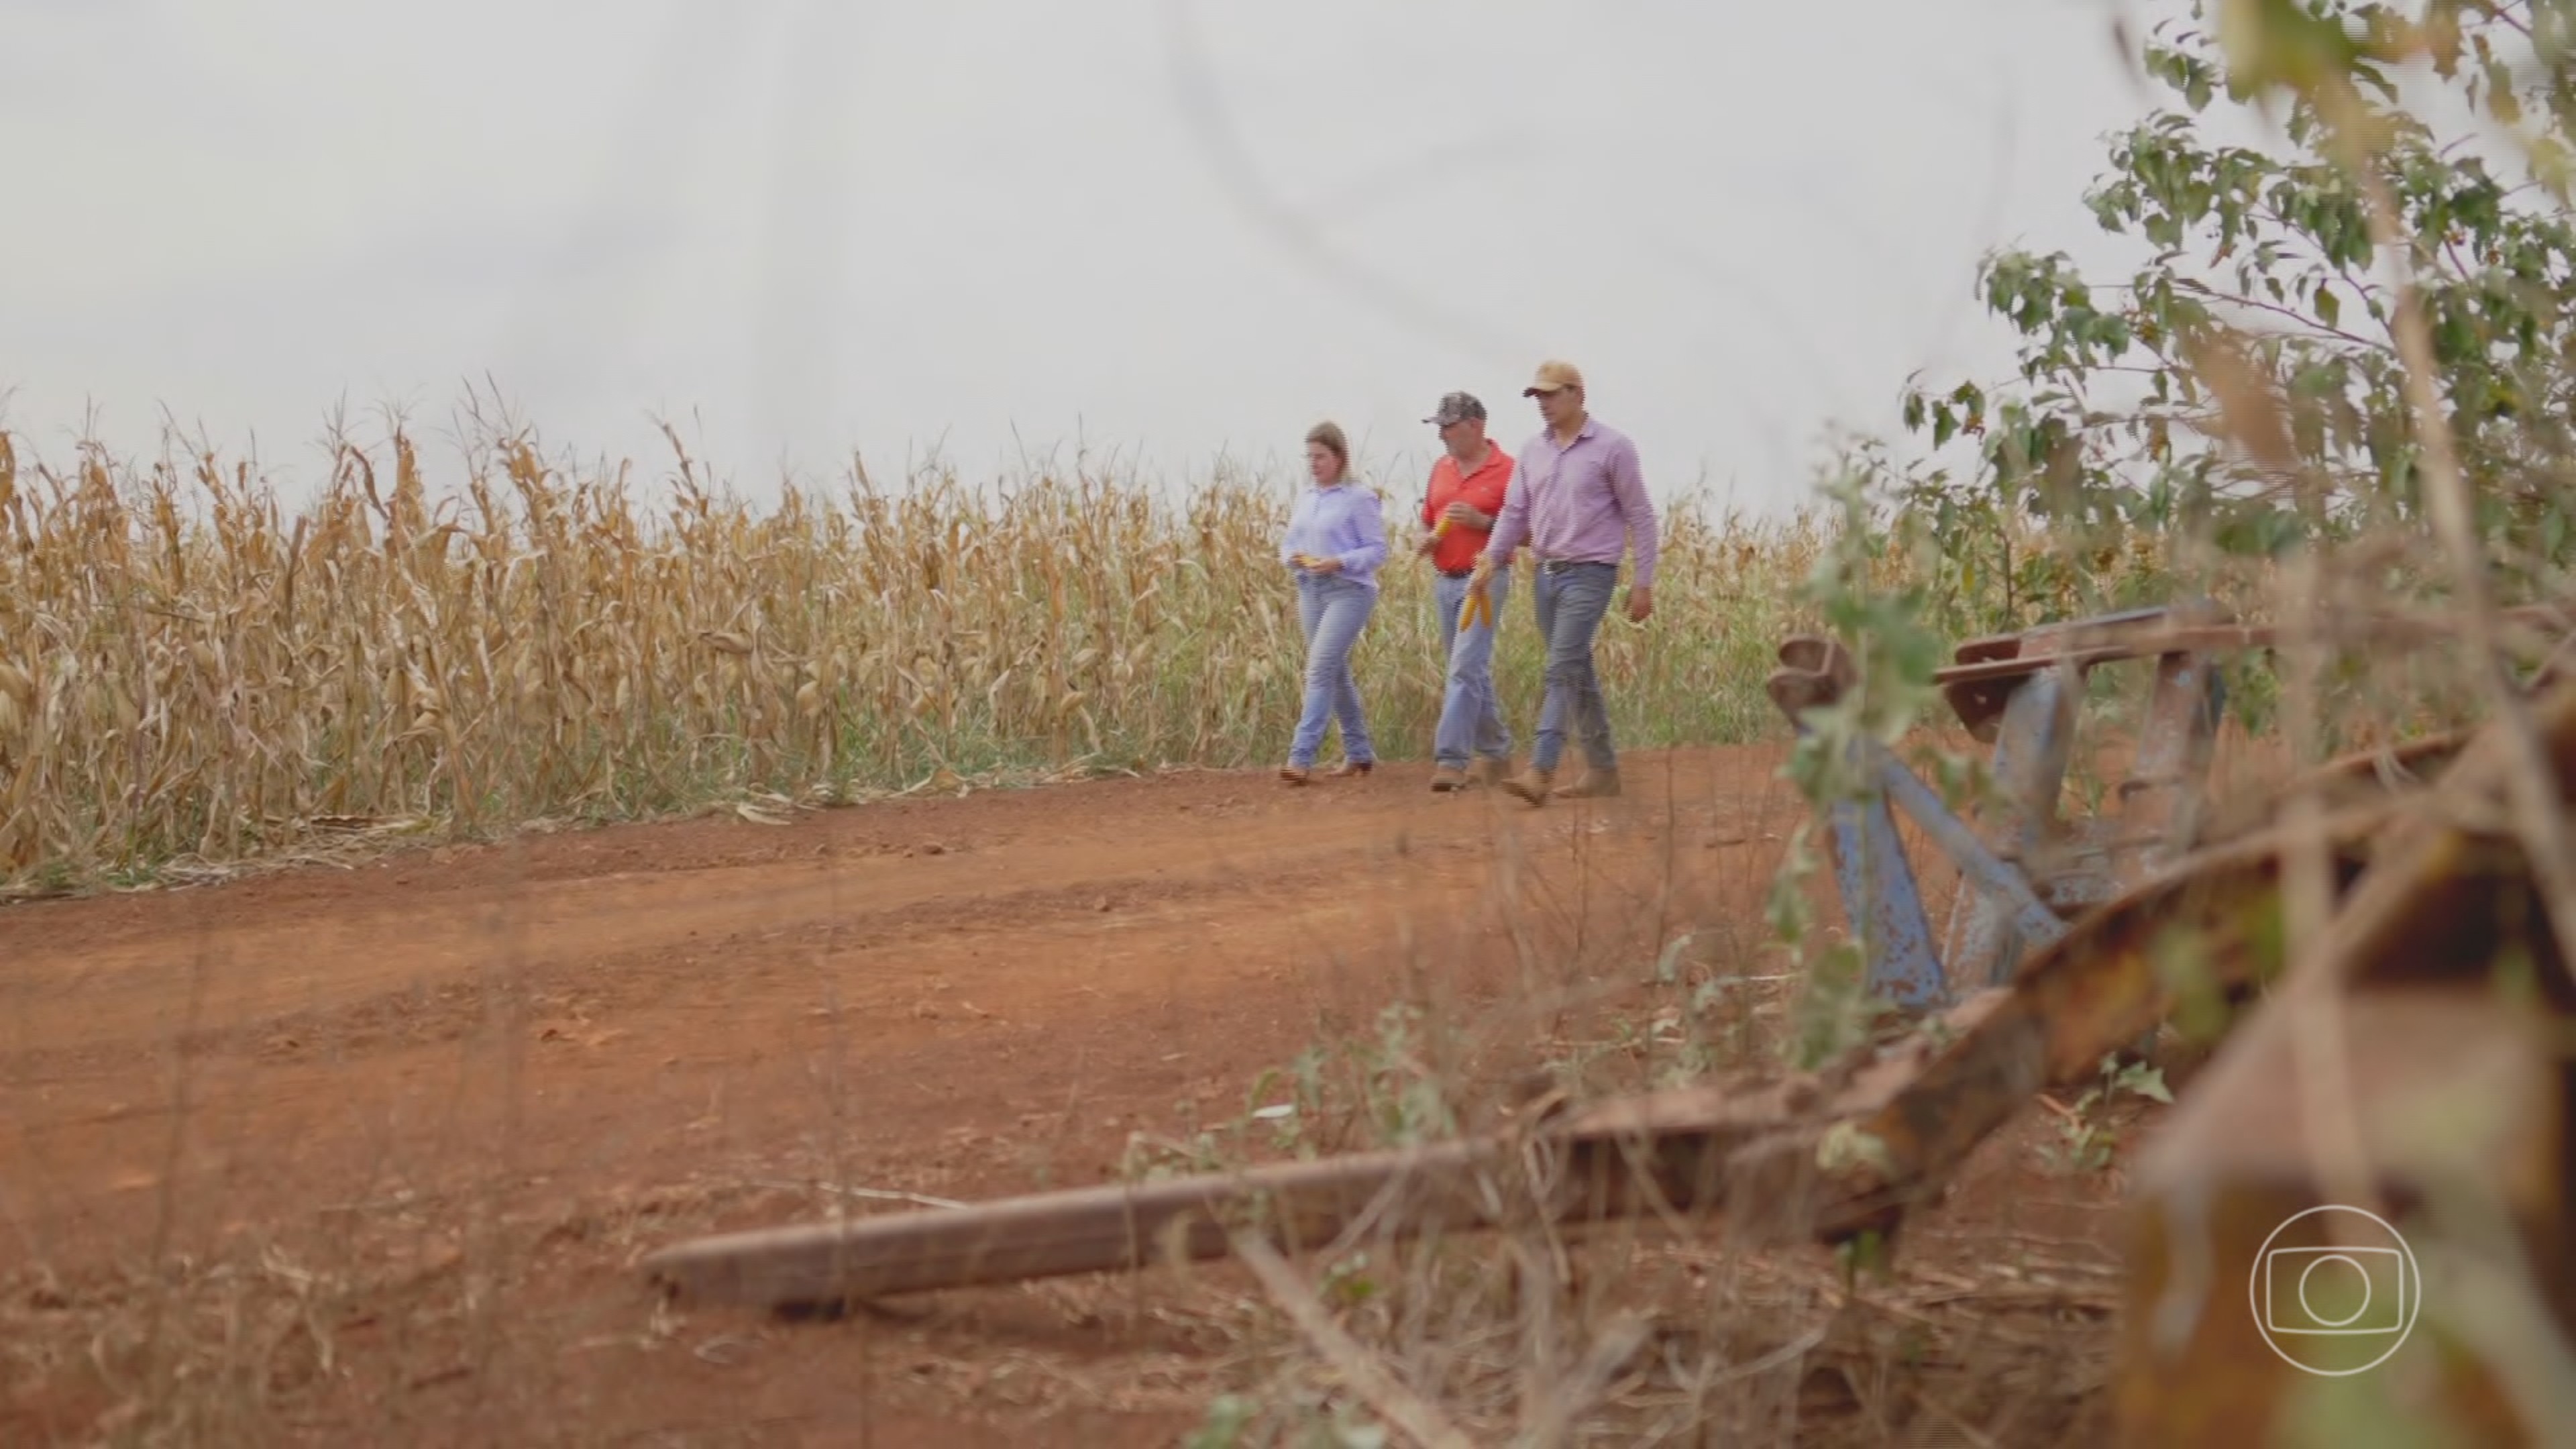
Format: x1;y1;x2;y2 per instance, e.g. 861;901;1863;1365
1483;418;1659;590
1279;481;1391;590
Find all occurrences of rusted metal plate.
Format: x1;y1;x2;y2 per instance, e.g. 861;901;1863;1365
2114;985;2567;1446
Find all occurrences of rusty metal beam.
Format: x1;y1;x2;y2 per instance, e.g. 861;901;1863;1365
1938;602;2567;743
2196;727;2476;849
2294;676;2576;1006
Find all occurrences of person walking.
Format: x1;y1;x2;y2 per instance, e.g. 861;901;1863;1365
1278;421;1389;785
1466;360;1658;805
1414;391;1517;792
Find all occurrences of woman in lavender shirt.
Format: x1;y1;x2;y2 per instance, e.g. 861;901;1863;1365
1277;421;1389;784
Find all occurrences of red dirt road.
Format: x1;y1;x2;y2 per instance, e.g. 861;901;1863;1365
2;746;2125;1445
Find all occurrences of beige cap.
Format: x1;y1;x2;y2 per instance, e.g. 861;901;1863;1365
1521;359;1586;396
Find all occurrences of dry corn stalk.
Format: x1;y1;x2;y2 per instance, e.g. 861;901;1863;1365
0;412;2216;890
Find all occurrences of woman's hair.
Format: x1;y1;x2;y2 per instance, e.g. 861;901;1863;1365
1304;421;1350;480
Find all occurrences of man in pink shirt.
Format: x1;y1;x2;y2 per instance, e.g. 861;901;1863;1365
1466;360;1658;804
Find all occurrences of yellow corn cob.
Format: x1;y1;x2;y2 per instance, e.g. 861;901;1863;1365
1437;514;1489;626
1460;586;1491;630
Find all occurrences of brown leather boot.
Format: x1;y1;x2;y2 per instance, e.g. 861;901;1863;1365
1428;765;1468;792
1556;768;1621;800
1501;766;1554;806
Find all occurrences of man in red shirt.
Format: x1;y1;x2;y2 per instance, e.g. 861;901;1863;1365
1415;391;1517;792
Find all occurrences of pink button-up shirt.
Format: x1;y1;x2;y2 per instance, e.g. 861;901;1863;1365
1482;418;1659;590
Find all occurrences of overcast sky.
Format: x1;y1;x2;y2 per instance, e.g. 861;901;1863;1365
3;0;2180;516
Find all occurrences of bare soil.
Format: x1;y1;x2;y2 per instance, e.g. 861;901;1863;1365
1;746;2133;1446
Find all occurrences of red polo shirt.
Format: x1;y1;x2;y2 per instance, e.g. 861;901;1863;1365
1420;445;1514;574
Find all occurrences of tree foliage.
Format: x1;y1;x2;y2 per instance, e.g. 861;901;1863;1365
1891;0;2576;613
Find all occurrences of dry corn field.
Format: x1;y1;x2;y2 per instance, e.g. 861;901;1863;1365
4;419;2265;1446
0;423;1833;897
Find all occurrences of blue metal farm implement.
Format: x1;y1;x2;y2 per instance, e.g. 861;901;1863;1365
1763;604;2235;1014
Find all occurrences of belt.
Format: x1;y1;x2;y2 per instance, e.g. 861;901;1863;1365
1537;557;1613;574
1438;567;1473;580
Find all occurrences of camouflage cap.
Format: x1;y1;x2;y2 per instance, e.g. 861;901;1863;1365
1422;390;1487;427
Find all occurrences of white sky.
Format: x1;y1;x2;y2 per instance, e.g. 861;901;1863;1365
3;0;2184;517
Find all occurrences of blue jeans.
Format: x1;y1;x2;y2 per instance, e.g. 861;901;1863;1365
1530;561;1619;774
1432;572;1513;769
1290;574;1378;767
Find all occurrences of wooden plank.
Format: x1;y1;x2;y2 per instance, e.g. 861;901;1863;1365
640;1082;1849;1309
643;1140;1484;1307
